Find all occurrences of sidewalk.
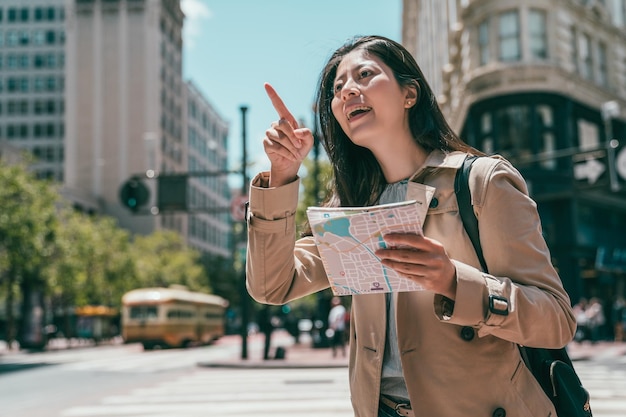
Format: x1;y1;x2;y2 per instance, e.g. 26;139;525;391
198;330;349;369
199;332;626;369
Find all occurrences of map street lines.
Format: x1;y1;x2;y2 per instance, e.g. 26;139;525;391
307;200;425;295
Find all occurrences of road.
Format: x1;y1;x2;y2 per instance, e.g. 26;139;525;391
1;337;625;417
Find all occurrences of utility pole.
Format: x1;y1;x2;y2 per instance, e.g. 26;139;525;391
239;105;249;360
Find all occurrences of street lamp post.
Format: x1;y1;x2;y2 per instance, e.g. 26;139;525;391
239;105;249;360
602;100;621;192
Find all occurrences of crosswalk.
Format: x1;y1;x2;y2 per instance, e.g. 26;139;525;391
5;340;624;417
56;360;626;417
574;359;626;417
3;341;239;373
60;367;354;417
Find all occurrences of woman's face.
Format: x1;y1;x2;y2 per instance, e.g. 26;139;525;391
330;49;413;150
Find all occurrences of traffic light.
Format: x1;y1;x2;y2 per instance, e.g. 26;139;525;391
119;178;150;213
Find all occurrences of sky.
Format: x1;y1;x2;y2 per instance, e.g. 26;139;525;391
180;0;402;190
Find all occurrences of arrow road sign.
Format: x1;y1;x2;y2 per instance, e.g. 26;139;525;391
574;158;606;184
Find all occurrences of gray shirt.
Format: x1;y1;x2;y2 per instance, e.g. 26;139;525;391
378;180;410;401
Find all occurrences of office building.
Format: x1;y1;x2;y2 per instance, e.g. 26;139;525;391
402;0;626;304
0;0;232;259
0;0;66;181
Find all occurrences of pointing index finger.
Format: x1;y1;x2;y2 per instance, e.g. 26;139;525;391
264;82;299;128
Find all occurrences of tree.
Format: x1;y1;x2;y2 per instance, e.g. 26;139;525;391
296;157;333;234
0;161;59;348
46;208;138;335
131;230;209;293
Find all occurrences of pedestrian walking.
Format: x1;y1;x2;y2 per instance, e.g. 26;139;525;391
328;297;347;358
586;297;606;343
245;35;576;416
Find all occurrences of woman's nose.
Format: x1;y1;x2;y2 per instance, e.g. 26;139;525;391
340;79;360;101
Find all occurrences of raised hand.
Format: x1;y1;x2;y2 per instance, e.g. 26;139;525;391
264;83;314;187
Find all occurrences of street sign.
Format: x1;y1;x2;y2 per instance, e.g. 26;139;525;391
158;175;188;211
574;158;605;184
231;195;248;221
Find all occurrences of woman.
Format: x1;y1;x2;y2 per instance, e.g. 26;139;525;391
246;35;576;416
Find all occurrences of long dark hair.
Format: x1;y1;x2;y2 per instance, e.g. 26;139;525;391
315;35;476;207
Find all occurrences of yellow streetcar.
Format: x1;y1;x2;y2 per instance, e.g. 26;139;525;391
121;286;228;350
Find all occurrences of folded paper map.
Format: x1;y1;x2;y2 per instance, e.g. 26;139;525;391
307;200;425;296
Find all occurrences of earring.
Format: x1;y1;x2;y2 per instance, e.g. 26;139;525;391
406;100;412;107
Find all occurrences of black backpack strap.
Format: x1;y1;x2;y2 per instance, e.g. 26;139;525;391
454;156;585;414
454;155;488;272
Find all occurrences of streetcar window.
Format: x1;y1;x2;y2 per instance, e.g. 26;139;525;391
166;309;195;319
129;306;158;319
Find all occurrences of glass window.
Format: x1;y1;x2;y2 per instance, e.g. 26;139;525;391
7;55;17;68
34;77;45;91
129;306;158;320
579;33;592;80
47;100;56;114
529;9;547;59
577;119;599;150
496;105;531;158
537;106;556;170
598;42;608;86
7;31;19;46
20;7;28;22
478;19;490;65
480;113;493;154
570;26;578;73
46;53;57;68
46;77;57;91
19;30;29;45
7;78;17;92
499;10;520;62
7;125;16;138
33;30;45;45
46;30;55;44
35;8;44;21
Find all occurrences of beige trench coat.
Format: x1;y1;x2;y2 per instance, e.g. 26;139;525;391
246;150;576;417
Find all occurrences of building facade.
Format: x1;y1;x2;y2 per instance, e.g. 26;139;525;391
64;0;186;236
0;0;66;181
0;0;232;260
183;80;231;259
403;0;626;308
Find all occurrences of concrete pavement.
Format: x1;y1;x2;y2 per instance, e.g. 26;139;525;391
198;330;626;369
2;330;625;370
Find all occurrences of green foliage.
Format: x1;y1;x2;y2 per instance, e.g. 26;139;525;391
131;230;209;293
0;160;217;344
296;156;333;235
47;208;138;310
0;161;59;343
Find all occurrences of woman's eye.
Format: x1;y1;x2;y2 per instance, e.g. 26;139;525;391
359;69;372;78
334;83;343;93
